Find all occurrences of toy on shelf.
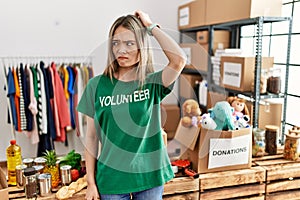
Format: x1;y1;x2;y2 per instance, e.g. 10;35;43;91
181;99;202;128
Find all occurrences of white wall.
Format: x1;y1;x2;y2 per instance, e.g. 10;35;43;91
0;0;192;161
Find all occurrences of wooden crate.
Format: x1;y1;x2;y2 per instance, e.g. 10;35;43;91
164;176;199;196
163;191;199;200
254;153;300;200
199;166;266;200
8;186;86;200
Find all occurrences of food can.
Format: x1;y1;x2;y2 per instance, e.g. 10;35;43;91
15;164;27;188
23;158;34;168
38;173;52;196
60;165;72;185
34;157;46;166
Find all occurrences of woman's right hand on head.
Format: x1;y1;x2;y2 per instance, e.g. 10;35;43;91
85;183;100;200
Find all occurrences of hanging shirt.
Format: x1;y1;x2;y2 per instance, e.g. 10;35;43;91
77;70;174;195
67;65;76;129
6;67;18;129
40;61;56;140
13;68;21;131
36;63;48;134
51;63;71;142
30;66;43;134
22;65;33;131
48;63;61;138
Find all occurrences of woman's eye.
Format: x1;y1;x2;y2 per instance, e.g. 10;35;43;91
127;41;135;46
112;41;119;46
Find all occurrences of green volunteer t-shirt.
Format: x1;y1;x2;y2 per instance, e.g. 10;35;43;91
77;70;174;194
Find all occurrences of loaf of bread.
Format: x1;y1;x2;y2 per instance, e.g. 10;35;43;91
56;175;87;200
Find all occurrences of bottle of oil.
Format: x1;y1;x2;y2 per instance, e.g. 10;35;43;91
6;139;22;186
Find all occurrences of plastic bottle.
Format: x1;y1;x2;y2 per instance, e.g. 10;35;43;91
6;139;22;186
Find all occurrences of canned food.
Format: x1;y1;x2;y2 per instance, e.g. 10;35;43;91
16;164;27;188
34;157;46;166
23;158;34;168
38;173;52;196
32;165;44;174
60;165;72;185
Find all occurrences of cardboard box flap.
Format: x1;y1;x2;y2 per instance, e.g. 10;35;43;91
174;119;201;150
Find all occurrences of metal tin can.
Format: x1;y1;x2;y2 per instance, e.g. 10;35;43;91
60;165;72;185
15;164;27;188
34;157;46;166
23;158;34;168
38;173;52;196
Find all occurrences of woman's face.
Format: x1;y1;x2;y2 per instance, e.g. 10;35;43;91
112;26;140;68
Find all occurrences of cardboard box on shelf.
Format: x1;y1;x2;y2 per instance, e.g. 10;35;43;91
161;104;181;140
207;91;228;109
246;99;283;130
196;30;230;54
174;121;252;174
179;73;203;100
178;0;206;30
196;30;230;44
180;43;208;72
220;56;274;92
206;0;282;25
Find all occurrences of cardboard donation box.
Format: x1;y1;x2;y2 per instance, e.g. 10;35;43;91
179;73;203;99
175;121;252;174
198;128;252;173
180;43;208;72
196;30;230;54
206;0;282;25
0;167;8;200
220;56;274;92
161;104;181;140
178;0;206;30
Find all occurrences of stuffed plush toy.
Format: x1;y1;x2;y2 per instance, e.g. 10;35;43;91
227;96;250;118
181;99;202;128
227;96;251;129
208;101;235;130
234;115;250;130
200;113;217;130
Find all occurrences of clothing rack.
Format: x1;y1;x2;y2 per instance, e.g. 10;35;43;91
1;55;93;140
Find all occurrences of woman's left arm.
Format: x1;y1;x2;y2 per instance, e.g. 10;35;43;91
135;10;186;87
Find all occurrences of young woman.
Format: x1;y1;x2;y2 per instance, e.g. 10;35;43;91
77;10;186;200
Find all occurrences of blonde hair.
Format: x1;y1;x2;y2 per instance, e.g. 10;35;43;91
103;14;154;86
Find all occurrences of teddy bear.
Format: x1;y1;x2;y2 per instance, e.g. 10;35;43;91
181;99;202;128
208;101;235;130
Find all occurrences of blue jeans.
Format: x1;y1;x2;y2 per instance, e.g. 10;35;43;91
100;185;164;200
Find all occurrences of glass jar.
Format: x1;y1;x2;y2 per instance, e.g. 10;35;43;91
284;128;300;161
23;167;37;199
252;128;266;157
265;125;279;155
267;68;281;94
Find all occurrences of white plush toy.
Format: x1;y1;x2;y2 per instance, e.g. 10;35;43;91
200;113;217;130
234;115;250;130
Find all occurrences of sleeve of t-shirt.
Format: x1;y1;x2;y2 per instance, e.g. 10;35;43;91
147;70;175;100
76;76;98;118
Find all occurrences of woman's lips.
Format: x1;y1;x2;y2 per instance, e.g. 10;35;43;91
118;56;128;60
